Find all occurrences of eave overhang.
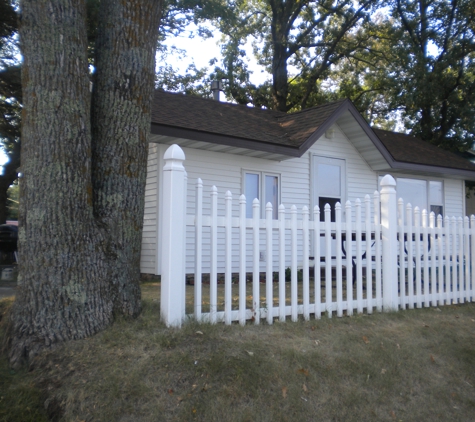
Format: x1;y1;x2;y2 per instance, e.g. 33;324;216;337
150;98;475;180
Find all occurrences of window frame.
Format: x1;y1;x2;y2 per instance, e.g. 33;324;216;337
378;175;444;216
242;170;281;219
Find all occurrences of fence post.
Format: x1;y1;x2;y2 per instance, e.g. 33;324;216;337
380;175;399;311
160;144;187;327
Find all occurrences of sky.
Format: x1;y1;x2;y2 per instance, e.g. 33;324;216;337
161;23;270;88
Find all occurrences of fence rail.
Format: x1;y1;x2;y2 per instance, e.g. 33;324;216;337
160;144;474;327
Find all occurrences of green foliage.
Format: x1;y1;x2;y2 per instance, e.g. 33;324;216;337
208;0;380;111
0;0;21;224
0;0;21;143
163;0;474;152
156;63;213;97
330;0;475;150
285;267;303;282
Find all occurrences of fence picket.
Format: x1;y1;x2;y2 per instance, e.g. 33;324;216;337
224;191;232;325
398;198;405;309
406;204;414;309
436;214;444;306
336;203;343;317
279;205;286;322
422;210;430;307
239;195;246;326
374;192;381;312
451;216;458;304
314;206;322;319
345;201;353;316
291;205;298;322
253;198;260;324
210;186;218;324
429;212;437;307
414;207;422;308
365;195;372;314
194;179;203;321
458;217;464;304
266;202;274;324
464;217;470;304
324;204;332;317
356;198;363;314
444;216;451;304
303;206;310;321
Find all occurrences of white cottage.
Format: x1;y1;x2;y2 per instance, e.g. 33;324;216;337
141;91;475;276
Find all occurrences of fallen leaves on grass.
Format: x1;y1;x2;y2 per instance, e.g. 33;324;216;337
302;383;308;392
282;387;287;399
297;368;309;376
430;354;435;363
362;336;370;344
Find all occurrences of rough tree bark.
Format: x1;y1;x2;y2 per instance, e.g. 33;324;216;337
91;1;160;316
8;0;162;368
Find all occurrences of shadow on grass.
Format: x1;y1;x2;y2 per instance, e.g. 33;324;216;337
1;284;475;421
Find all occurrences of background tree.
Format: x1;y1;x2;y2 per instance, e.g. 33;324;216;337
330;0;475;151
8;0;162;367
0;0;21;224
209;0;380;111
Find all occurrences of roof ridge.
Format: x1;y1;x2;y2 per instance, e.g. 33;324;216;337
284;98;348;115
155;90;286;118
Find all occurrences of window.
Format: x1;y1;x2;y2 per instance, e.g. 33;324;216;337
243;171;280;218
429;181;444;216
313;156;346;222
379;176;444;216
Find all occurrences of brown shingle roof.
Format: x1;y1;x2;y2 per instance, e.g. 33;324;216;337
151;90;475;175
373;129;475;172
151;91;345;148
277;100;346;144
152;91;289;145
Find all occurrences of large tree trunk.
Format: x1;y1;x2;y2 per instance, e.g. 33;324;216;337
8;0;161;368
270;0;290;112
91;0;161;316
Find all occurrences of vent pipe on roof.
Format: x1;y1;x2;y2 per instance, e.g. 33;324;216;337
211;80;223;101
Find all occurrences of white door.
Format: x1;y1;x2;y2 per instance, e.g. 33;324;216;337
313;155;346;259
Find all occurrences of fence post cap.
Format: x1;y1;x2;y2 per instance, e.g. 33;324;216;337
380;174;396;187
164;144;185;161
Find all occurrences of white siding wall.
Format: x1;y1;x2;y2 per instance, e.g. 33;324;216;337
307;125;378;207
180;146;310;275
443;178;465;217
140;143;159;274
142;124;469;274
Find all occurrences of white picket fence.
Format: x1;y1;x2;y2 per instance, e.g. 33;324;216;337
160;144;474;327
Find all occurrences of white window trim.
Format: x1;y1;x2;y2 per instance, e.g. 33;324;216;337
242;169;281;218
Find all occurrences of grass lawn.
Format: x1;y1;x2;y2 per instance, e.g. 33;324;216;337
1;280;475;421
